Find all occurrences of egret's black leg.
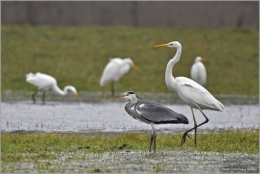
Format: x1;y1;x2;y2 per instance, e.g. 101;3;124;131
192;108;198;147
111;81;115;96
186;108;197;146
181;107;196;146
41;91;46;105
181;105;209;146
32;89;38;104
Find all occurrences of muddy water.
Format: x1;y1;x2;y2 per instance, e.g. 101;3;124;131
1;101;259;133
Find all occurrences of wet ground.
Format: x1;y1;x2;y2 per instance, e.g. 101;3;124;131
2;150;259;173
1;93;259;173
1;101;259;133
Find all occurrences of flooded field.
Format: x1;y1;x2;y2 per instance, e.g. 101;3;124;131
1;94;259;173
1;100;259;133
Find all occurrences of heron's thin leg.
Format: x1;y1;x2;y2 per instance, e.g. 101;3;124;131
149;134;154;152
153;131;156;153
111;81;115;96
152;123;157;153
149;123;156;153
41;91;46;105
149;123;153;152
181;105;209;146
32;89;38;104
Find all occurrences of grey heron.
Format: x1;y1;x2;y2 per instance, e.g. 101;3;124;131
191;56;207;86
113;91;189;152
154;41;224;147
26;72;81;104
100;58;139;96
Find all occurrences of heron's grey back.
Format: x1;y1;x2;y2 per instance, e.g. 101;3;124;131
125;100;189;125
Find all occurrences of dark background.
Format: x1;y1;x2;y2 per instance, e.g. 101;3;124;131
2;1;259;29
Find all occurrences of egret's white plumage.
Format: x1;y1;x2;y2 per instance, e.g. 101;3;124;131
154;41;224;146
26;72;81;104
100;58;138;95
190;56;207;86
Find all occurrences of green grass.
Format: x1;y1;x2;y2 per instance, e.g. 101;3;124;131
1;129;258;162
2;129;258;172
1;25;259;95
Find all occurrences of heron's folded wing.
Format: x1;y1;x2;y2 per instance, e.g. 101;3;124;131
136;100;188;124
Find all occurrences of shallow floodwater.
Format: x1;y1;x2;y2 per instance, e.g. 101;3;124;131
1;100;259;173
1;101;259;133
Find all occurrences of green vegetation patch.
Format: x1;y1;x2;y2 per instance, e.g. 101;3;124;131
1;25;259;95
2;128;258;161
1;129;258;172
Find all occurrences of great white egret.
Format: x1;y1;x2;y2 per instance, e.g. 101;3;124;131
154;41;224;147
113;91;189;152
100;58;139;96
26;72;81;104
190;56;207;86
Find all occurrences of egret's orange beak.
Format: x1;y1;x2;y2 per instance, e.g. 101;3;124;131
154;43;168;48
112;95;124;98
132;64;140;71
74;93;82;102
201;58;206;62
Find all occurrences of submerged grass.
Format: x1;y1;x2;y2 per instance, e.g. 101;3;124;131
1;128;258;163
2;25;259;95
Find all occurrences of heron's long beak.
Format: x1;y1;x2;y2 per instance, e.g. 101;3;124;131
112;95;124;98
154;43;168;48
201;58;206;62
132;64;140;71
74;93;82;102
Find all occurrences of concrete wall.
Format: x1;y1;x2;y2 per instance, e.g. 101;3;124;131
1;1;259;28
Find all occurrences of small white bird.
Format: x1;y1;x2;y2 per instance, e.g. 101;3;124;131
154;41;224;147
26;72;81;104
100;58;139;95
190;56;207;86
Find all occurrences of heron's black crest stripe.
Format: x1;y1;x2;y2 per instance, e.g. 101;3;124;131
127;91;135;94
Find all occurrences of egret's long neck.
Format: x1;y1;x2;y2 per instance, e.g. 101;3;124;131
52;84;67;96
165;45;182;91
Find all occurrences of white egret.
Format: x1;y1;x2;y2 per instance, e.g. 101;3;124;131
154;41;224;146
26;72;81;104
190;56;207;86
113;91;189;152
100;58;139;96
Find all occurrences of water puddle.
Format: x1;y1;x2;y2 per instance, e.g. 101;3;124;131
1;100;259;173
1;101;259;133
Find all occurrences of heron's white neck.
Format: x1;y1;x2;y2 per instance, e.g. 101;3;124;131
165;45;182;91
130;95;138;104
52;85;73;96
